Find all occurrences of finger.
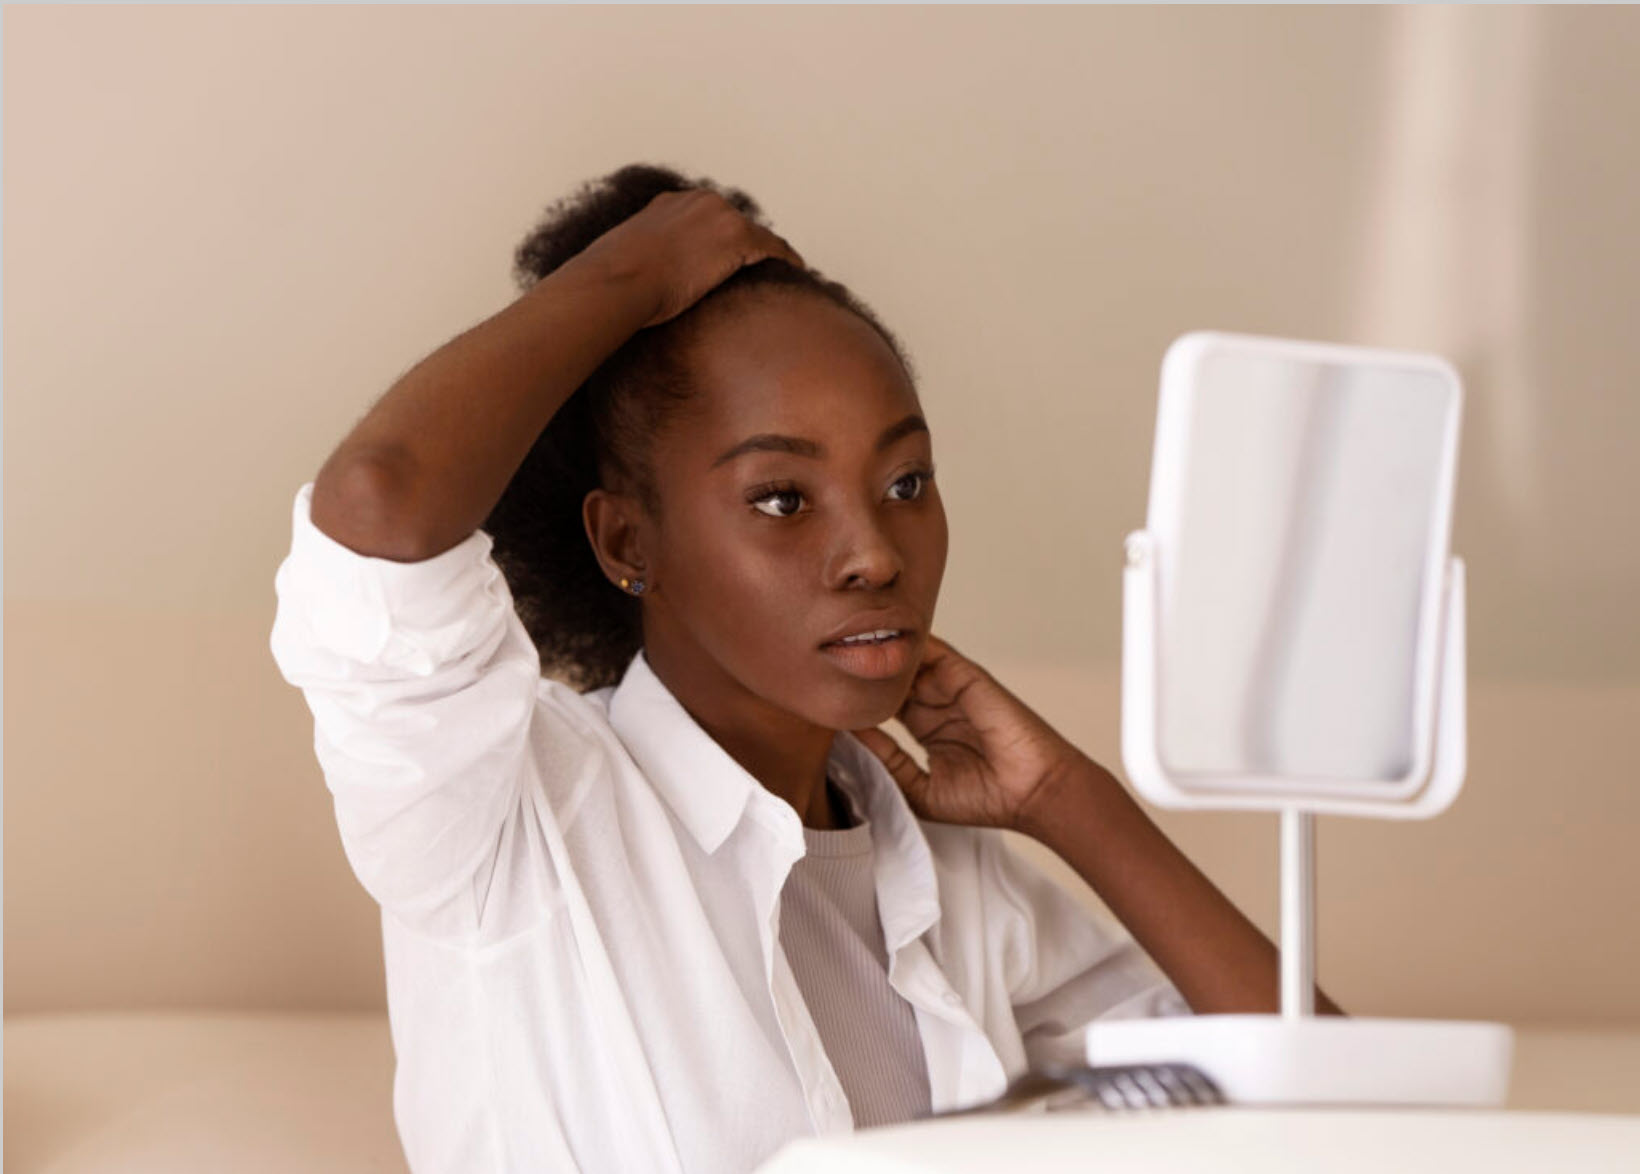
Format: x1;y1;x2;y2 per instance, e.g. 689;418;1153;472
850;726;928;793
773;233;806;270
917;633;963;676
751;225;805;270
897;698;977;751
899;673;952;726
898;692;954;732
906;633;979;704
904;634;950;688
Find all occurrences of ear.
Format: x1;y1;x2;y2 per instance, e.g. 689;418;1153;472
582;487;652;592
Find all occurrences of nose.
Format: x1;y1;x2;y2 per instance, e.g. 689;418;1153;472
826;505;904;590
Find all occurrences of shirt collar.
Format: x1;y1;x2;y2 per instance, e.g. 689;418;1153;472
607;648;760;856
827;729;944;952
606;648;942;950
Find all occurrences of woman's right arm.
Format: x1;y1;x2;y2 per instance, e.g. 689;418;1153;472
311;190;805;562
273;190;803;940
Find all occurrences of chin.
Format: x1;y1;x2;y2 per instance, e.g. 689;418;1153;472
811;676;912;732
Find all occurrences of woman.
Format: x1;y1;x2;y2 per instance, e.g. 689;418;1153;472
271;163;1341;1174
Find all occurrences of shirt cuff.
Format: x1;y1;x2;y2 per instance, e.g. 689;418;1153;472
272;481;511;677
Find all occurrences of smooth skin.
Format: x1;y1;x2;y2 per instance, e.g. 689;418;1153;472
582;288;947;833
311;188;1343;1016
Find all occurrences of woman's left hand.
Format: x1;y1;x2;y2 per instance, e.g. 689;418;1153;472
850;633;1093;832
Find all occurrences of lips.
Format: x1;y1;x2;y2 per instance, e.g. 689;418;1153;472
818;610;921;649
819;630;915;680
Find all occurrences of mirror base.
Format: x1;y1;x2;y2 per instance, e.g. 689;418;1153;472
1086;1014;1514;1108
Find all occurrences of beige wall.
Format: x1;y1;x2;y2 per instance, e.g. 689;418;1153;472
6;6;1638;1020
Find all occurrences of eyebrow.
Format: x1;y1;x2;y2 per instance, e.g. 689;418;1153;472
710;412;930;469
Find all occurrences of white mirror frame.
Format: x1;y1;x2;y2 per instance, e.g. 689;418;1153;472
1121;332;1468;820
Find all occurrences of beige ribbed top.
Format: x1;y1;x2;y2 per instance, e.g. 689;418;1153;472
777;781;933;1129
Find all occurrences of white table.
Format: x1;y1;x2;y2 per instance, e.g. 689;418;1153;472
754;1108;1640;1173
7;1014;1639;1173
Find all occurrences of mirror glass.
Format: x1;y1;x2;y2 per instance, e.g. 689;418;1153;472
1156;345;1455;782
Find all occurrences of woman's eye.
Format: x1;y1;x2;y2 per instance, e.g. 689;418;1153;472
889;470;931;502
750;488;804;518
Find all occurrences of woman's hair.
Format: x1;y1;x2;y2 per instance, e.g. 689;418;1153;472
485;163;917;692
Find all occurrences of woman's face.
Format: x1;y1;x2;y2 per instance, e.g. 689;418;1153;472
644;289;948;733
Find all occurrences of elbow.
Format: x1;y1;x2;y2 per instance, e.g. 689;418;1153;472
311;449;434;562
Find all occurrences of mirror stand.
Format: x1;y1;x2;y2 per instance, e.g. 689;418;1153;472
1087;537;1513;1107
1279;808;1316;1019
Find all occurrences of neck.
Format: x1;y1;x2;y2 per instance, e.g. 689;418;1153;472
642;639;845;831
815;775;856;832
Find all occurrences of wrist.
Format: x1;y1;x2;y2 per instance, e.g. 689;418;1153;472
559;245;663;330
1015;753;1104;843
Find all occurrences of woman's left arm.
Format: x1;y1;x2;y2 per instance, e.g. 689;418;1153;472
853;633;1346;1018
1013;753;1346;1016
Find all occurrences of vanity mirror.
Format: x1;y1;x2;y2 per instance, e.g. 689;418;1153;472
1092;332;1512;1107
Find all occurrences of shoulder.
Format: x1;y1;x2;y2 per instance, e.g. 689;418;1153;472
916;820;1020;918
919;819;999;870
919;820;1016;874
916;822;1081;933
535;673;617;734
522;675;629;821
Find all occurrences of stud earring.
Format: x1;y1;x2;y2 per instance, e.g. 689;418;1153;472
618;576;646;596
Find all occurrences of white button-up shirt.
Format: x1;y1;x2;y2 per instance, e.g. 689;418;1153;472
269;481;1189;1174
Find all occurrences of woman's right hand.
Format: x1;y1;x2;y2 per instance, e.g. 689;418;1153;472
575;188;807;329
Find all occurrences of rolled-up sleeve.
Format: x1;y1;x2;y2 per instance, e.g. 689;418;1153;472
983;834;1192;1071
269;481;543;940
